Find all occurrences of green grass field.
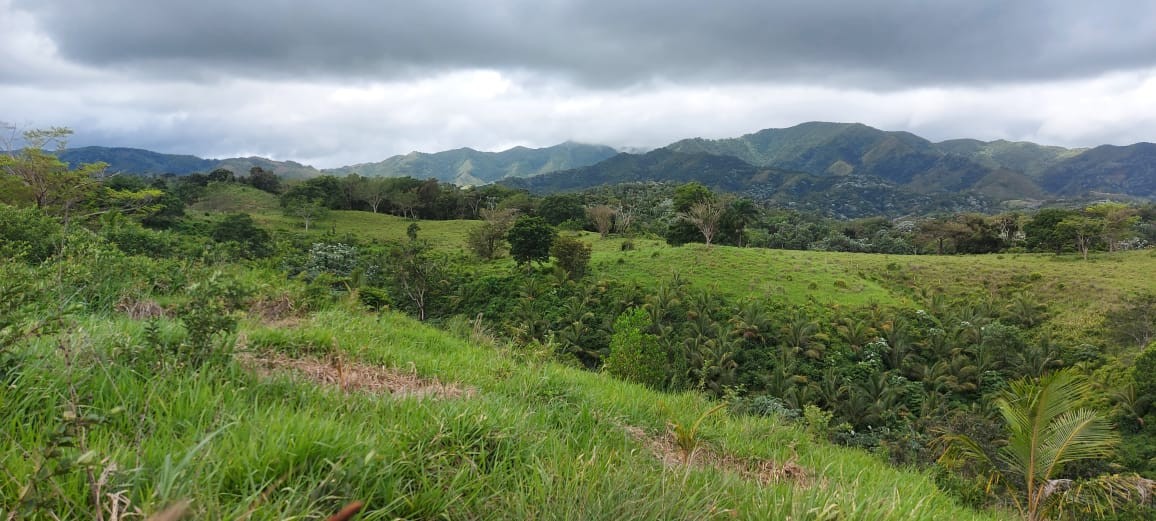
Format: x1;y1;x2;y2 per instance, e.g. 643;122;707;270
2;305;1006;520
238;193;1155;344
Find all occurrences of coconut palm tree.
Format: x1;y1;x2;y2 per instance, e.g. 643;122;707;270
939;369;1119;521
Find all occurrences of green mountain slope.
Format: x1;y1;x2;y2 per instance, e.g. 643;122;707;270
60;146;217;174
665;122;1052;201
58;147;325;179
323;141;618;185
504;148;992;218
933;138;1083;178
1040;143;1156;197
211;156;323;180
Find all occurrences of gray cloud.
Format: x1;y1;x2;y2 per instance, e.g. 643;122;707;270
15;0;1156;88
3;0;1155;167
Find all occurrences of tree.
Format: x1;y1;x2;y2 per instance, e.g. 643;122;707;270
359;177;390;214
207;168;235;183
586;205;616;238
724;198;760;247
603;307;666;389
1104;292;1156;350
245;166;281;194
466;208;517;259
613;204;636;235
538;193;585;226
1087;202;1139;253
280;185;329;231
1057;215;1104;260
0;126;107;216
679;200;724;247
507;216;556;268
939;369;1120;521
384;240;448;321
210;213;272;258
551;235;592;280
1025;208;1077;255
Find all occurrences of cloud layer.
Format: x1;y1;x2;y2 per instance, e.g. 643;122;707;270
3;0;1155;167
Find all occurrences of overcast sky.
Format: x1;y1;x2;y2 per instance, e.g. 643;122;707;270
2;0;1155;168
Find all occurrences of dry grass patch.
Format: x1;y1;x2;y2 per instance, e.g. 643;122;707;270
237;351;475;399
247;293;301;325
115;296;166;320
622;424;811;486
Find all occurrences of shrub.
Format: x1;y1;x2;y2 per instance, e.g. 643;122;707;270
603;307;666;389
210;213;272;259
174;271;249;368
0;204;60;263
303;243;358;279
551;235;592;280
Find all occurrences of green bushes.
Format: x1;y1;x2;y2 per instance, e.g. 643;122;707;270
551;235;591;279
603;307;667;389
174;271;249;367
0;204;61;263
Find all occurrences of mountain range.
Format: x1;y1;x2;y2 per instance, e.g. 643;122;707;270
58;122;1156;216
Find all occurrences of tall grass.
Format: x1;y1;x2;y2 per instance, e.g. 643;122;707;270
1;309;1006;520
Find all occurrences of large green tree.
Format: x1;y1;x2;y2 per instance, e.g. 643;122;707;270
507;215;556;268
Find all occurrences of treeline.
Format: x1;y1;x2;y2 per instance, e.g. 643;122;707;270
157;165;1156;259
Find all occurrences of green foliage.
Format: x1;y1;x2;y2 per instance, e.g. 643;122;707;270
537;193;586;225
0;203;61;263
507;216;556;267
1104;292;1156;350
210;213;272;258
304;242;359;279
466;208;516;260
603;308;666;389
174;272;248;368
939;369;1120;520
551;235;591;280
1133;345;1156;421
671;403;727;463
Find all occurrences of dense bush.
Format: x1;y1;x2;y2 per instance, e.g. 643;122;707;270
0;204;61;263
551;235;591;280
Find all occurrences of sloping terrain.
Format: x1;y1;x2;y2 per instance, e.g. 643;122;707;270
1040;143;1156;197
323;141;618;185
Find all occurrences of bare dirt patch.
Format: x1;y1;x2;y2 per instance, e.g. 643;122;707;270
236;351;474;399
622;424;810;486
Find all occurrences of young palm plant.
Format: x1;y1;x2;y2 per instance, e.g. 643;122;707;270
939;369;1120;521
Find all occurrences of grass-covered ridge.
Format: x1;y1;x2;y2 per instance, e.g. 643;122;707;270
2;302;1003;520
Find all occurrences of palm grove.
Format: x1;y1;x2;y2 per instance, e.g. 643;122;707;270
4;126;1156;520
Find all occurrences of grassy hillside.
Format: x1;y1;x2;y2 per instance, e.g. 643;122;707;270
1;273;1003;519
251;205;1156;346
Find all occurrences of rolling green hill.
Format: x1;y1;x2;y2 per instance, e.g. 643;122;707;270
60;146;217;174
59;147;326;179
2;237;1006;520
323;141;618;186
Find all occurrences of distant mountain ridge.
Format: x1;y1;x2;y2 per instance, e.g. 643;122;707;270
59;147;324;180
58;141;618;185
502;148;992;218
55;122;1156;207
322;141;617;186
